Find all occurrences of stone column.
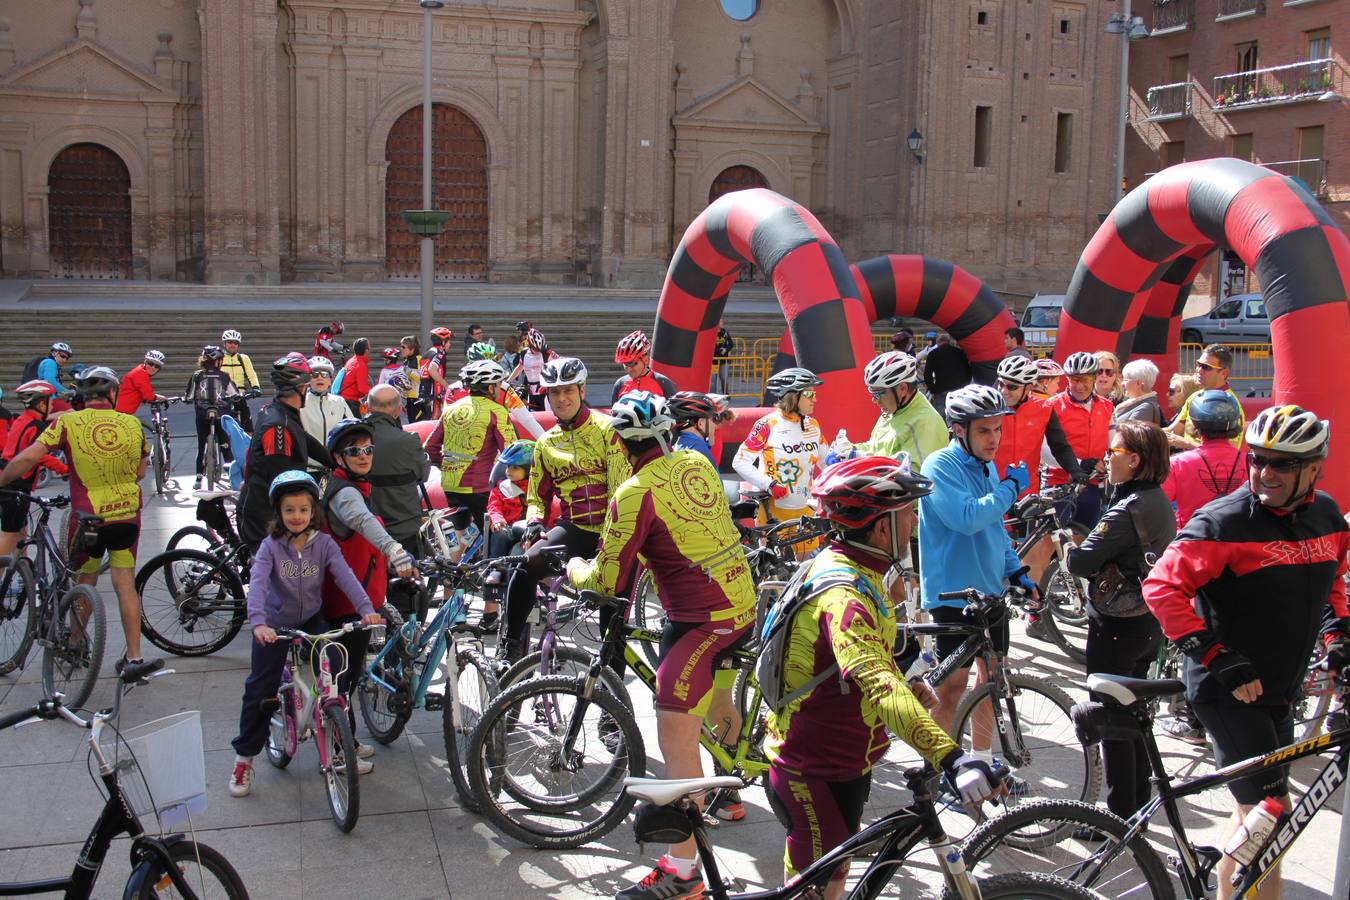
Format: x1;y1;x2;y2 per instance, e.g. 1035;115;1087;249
0;124;29;275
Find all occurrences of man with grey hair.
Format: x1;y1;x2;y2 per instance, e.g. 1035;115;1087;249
1113;358;1164;426
365;383;431;557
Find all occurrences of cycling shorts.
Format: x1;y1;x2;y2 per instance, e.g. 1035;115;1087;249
72;521;140;572
930;604;1009;659
0;494;30;533
767;766;872;885
1190;700;1295;804
655;619;751;716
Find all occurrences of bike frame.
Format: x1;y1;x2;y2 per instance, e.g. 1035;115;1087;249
366;586;465;709
278;636;348;767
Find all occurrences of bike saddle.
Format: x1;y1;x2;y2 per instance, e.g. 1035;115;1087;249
740;490;772;504
729;500;759;520
1087;673;1184;708
73;511;105;527
623;775;744;807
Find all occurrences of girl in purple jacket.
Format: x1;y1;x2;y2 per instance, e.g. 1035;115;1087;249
228;471;381;799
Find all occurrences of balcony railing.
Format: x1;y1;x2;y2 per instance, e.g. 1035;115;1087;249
1145;81;1193;119
1216;0;1264;19
1151;0;1194;33
1263;158;1329;197
1213;58;1336;108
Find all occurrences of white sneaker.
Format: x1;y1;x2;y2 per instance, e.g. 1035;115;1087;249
336;755;374;776
356;742;376;760
228;760;253;797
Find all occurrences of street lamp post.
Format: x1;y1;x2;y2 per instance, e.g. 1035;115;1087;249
1107;2;1149;202
417;0;444;339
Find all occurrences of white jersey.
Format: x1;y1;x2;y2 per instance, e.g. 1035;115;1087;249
732;409;823;511
299;392;350;467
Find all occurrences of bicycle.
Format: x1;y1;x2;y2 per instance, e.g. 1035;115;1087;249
146;397;180;496
0;489;107;708
619;768;1099;900
959;668;1350;899
465;587;771;849
1006;481;1091;664
263;621;378;833
0;658;250;899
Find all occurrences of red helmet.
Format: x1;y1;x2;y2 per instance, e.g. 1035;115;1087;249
15;379;57;408
614;330;650;364
812;455;933;529
381;346;401;363
271;352;312;395
430;326;453;340
329;320;345;335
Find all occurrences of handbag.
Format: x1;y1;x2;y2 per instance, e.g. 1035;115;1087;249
1088;500;1158;619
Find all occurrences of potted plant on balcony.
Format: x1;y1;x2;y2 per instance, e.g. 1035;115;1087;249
1257;86;1272;100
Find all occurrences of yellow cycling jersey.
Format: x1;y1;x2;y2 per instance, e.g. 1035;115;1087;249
38;406;147;523
766;545;957;780
219;351;259;390
526;407;630;531
569;447;757;625
438;394;514;494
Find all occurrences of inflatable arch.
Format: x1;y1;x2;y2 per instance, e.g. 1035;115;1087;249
1056;157;1350;508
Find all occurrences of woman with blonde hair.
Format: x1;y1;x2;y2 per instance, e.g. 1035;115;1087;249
1094;350;1124;403
1165;373;1201;424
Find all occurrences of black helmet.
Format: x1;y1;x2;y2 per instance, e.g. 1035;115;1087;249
202;344;225;362
325;418;375;455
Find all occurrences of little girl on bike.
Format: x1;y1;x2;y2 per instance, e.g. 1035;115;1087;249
229;470;382;799
184;344;240;490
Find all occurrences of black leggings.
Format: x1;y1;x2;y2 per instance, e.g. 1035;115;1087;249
504;522;600;654
1085;613;1162;818
194;412;232;475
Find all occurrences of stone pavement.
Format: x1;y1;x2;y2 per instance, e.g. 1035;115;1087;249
0;454;1342;898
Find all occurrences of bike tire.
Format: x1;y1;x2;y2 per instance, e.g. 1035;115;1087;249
951;673;1101;834
203;436;222;490
322;702;361;833
942;871;1107;900
166;525;227;555
465;673;645;849
630;567;663;667
498;645;633;709
444;647;501;812
357;617;413;745
135;549;246;657
1036;566;1087;664
0;557;38;676
41;584;105;710
128;838;250;900
152;433;169;496
961;799;1175;900
56;505;110;576
264;702;294;769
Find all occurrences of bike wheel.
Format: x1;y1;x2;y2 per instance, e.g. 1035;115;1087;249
166;525;227;555
942;871;1107;900
264;700;294;769
41;584;105;710
152;433;169;496
466;673;645;848
0;557;37;676
204;439;221;489
498;645;633;709
1036;566;1087;664
129;838;250;899
322;702;361;832
630;567;664;667
135;549;245;656
357;625;413;745
961;799;1175;900
444;647;501;811
951;673;1100;830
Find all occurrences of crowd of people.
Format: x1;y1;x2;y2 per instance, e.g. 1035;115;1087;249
0;317;1345;900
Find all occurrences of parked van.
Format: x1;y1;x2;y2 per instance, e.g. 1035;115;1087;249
1020;293;1065;349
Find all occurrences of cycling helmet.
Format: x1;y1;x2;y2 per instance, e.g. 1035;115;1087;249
51;342;72;355
74;365;119;398
466;340;497;362
271;352;312;395
864;352;918;390
1244;404;1330;460
329;320;345;335
497;439;536;468
389;373;413;394
381;346;401;363
221;329;242;343
539;356;587;388
14;380;57;408
430;326;453;341
202;344;225;362
325;418;375;455
1034;358;1064;377
1188;390;1242;436
459;359;508;387
996;355;1040;386
306;355;335;375
812;454;934;529
526;328;548;352
945;384;1011;424
609;390;675;443
614;330;650;364
1062;351;1100;376
668;390;718;425
268;470;321;506
514;320;533;333
765;367;824;399
707;392;734;423
143;350;166;366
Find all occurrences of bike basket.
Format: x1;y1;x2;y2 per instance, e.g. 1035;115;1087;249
116;711;207;828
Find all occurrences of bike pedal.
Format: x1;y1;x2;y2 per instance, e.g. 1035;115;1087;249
424;694;444;711
259;696;282;715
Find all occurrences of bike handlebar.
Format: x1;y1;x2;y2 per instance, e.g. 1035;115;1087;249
273;622;376;641
0;489;69;509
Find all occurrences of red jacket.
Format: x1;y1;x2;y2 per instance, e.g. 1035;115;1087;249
994;395;1053;496
486;477;560;529
2;410;68;483
338;355;370;403
321;472;386;616
115;364;157;414
1044;392;1112;486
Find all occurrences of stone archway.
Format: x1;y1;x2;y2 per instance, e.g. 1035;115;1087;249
47;143;132;279
384;104;489;281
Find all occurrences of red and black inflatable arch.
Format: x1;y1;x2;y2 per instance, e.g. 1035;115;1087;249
1057;158;1350;508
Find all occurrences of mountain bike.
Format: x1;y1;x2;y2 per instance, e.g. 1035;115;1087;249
620;768;1099;900
146;397;180;496
0;659;249;899
1007;481;1090;663
0;489;106;708
264;622;378;833
959;668;1350;899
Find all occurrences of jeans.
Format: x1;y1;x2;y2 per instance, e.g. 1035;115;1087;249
232;612;328;758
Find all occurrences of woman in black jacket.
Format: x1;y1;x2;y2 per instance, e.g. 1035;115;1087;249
1066;419;1176;823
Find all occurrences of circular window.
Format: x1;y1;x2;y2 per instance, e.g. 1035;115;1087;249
719;0;758;22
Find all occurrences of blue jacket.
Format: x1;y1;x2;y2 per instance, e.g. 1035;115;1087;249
918;441;1021;610
673;430;715;466
37;357;62;393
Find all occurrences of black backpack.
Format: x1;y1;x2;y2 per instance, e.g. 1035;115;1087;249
20;355;46;384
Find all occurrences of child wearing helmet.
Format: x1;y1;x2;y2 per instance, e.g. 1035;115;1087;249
228;471;381;798
184;345;241;490
1161;389;1246;529
481;440;561;626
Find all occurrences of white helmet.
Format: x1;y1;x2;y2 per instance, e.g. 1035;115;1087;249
539;356;587;387
143;349;166;366
1034;358;1064;377
1244;405;1330;460
221;329;242;342
1062;352;1100;376
996;355;1039;386
864;351;919;390
945;384;1011;424
459;359;508;387
609;390;676;444
306;355;335;375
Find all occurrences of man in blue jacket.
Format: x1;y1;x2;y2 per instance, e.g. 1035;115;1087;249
919;384;1037;776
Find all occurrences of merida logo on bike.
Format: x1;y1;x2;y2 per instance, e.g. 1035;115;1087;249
1255;760;1343;872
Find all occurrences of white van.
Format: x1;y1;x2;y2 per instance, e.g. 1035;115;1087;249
1020;294;1065;350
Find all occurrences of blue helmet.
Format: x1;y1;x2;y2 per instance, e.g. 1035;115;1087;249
325;418;374;454
1188;389;1242;437
497;439;536;468
268;470;320;505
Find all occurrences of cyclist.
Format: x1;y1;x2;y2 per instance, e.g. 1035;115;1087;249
419;326;453;419
376;346;404;389
509;328;557;412
993;354;1082;498
34;342;73;395
237;354;333;547
610;330;677;403
425;360;515;539
733;367;825;529
184;345;240;490
669;391;732;467
337;338;371;416
1045;351;1112;528
0;381;68;558
919;384;1037;779
114;350;168;414
299;356;350;470
0;367;152;671
1167;344;1246;451
765;455;1003;899
219;330;260;431
313;319;345;362
1162;389;1246;530
566;392;756;900
1032;357;1064;399
1143;405;1349;900
442;342;544;439
501;356;630;662
483;439;557;626
839;350;948;469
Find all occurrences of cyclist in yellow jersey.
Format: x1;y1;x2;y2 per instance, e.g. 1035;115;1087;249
567;391;756;900
765;455;1004;898
0;366;151;668
425;360;515;536
219;329;260;431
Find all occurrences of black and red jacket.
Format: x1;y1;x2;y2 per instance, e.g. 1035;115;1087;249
1143;486;1350;706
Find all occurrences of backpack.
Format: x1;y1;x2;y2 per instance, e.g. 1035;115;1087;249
755;562;887;713
20;355;46;384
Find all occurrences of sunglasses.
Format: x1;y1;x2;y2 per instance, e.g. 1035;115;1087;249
1068;374;1095;384
621;360;644;369
996;380;1023;391
1195;360;1224;372
146;363;162;370
1106;446;1133;458
1098;369;1116;377
1246;451;1302;473
798;390;817;399
340;445;375;458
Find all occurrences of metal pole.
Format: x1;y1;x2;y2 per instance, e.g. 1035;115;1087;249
1113;0;1131;202
1335;776;1350;899
419;2;435;339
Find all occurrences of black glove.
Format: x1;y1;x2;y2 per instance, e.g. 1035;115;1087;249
1325;635;1350;673
523;521;545;546
1070;468;1093;486
1207;649;1260;692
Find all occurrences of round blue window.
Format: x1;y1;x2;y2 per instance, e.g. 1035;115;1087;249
719;0;758;22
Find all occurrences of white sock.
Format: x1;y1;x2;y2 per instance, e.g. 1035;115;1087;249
972;748;993;764
662;853;698;879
